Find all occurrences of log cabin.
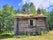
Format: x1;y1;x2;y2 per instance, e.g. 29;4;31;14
14;9;49;35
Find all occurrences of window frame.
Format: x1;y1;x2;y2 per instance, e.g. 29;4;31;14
28;19;36;27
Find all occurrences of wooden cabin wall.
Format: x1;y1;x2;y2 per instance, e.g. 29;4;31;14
14;18;18;34
18;19;29;32
36;18;46;32
14;18;47;35
18;19;37;33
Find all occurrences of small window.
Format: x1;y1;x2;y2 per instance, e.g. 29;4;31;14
30;20;33;26
36;18;38;20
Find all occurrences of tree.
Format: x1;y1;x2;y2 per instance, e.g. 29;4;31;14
22;2;29;13
41;8;53;30
1;4;14;33
0;10;4;33
16;8;21;13
41;8;48;16
22;2;36;14
29;2;36;14
48;10;53;30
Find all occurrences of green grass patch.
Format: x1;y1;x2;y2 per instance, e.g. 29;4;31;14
0;31;53;40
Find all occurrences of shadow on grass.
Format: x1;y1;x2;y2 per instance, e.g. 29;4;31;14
0;32;48;39
0;34;14;39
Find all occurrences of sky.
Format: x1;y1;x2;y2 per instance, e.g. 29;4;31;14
0;0;53;11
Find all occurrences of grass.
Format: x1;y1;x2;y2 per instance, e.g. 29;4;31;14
0;31;53;40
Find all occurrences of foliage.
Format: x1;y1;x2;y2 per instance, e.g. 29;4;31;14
22;2;36;14
16;8;21;13
29;2;36;15
48;10;53;30
0;4;14;33
0;2;53;34
41;8;53;30
22;2;29;13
